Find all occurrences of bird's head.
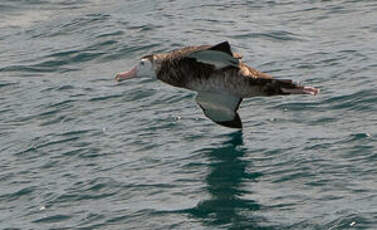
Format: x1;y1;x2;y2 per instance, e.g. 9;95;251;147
115;55;156;81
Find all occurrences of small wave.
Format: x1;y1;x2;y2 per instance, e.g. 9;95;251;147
322;89;376;111
0;64;78;74
0;186;36;201
0;82;17;88
33;214;72;224
96;30;124;39
88;94;123;102
230;30;304;41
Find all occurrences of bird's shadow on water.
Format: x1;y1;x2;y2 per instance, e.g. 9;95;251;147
183;130;275;230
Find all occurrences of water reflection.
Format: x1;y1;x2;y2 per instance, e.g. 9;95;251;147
187;131;269;229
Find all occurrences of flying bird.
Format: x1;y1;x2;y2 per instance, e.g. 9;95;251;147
115;41;319;129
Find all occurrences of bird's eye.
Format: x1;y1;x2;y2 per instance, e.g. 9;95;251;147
141;61;145;66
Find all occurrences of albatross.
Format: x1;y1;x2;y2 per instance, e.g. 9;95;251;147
115;41;319;129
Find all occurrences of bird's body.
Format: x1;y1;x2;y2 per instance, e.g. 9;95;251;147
115;41;319;128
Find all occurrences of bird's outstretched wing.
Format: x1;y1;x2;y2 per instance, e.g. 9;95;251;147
195;91;243;129
186;41;241;69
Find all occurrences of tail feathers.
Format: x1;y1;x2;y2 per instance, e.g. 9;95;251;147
281;85;319;96
265;79;319;96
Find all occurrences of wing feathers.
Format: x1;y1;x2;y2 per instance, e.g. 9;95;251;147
187;50;240;69
186;41;240;69
196;92;243;129
209;41;233;56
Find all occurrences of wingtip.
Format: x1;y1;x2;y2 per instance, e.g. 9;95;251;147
217;121;243;129
216;113;243;129
209;41;233;56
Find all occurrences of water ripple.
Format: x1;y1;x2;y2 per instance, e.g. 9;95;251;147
1;0;377;229
230;30;305;41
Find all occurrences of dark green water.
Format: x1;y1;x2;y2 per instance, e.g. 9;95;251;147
1;0;377;229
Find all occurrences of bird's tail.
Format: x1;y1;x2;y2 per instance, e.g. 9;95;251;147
264;79;319;96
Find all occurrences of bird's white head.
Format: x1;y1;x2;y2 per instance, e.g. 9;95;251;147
115;55;156;81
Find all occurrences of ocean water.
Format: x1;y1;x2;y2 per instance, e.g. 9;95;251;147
1;0;377;229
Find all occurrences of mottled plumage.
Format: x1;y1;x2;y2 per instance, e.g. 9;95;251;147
115;41;319;128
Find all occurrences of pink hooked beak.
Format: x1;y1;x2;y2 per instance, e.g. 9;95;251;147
115;66;137;82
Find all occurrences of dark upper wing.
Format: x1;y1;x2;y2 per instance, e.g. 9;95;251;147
186;41;241;69
157;42;242;87
209;41;233;56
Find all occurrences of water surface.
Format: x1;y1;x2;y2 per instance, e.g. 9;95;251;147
1;0;377;229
